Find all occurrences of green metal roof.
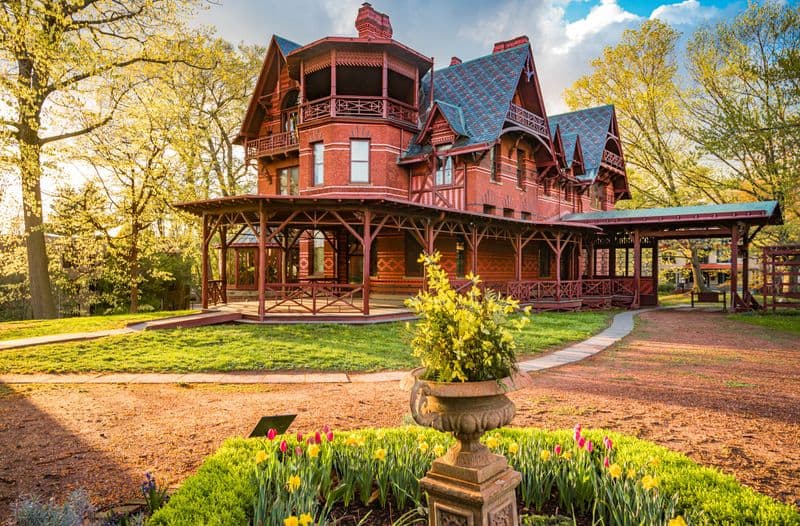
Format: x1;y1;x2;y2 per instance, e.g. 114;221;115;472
563;201;782;225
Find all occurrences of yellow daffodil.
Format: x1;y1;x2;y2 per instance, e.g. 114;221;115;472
539;449;551;461
608;463;622;479
284;516;299;526
668;517;687;526
299;513;313;526
508;442;519;455
627;468;636;479
255;450;268;464
433;444;445;457
307;444;320;458
562;451;572;460
486;436;500;449
374;448;387;461
647;456;661;468
287;475;301;493
417;433;427;442
418;442;429;453
641;474;659;490
356;435;366;447
345;436;358;447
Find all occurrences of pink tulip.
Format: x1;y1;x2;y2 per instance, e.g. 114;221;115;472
586;440;593;453
295;446;303;456
604;437;613;450
296;432;303;442
322;424;330;433
326;431;334;442
267;428;277;441
554;444;562;456
307;437;314;445
578;436;586;449
603;456;610;468
280;440;288;453
315;431;322;444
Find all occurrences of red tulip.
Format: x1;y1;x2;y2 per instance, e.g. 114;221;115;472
280;440;288;453
603;437;613;450
322;424;330;433
296;432;303;442
315;431;322;444
586;440;593;453
603;456;610;468
578;436;586;449
554;444;562;456
267;428;277;441
326;431;334;442
295;446;303;456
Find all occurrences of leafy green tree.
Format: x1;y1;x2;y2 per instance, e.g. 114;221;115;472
685;1;800;242
0;0;204;318
565;19;721;291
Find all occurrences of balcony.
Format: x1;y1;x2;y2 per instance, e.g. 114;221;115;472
602;149;624;170
244;130;299;162
301;96;418;128
506;103;549;142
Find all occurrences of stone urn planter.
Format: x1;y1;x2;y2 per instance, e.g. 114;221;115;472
402;367;533;526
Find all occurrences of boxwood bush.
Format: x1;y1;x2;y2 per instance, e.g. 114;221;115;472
149;427;799;526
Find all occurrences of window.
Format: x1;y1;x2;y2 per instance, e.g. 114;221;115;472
310;231;325;276
544;179;551;196
591;183;604;209
483;204;496;215
539;243;551;277
312;142;324;185
350;139;370;183
278;166;299;195
503;208;514;218
490;144;500;182
455;239;466;276
516;149;525;188
595;248;610;276
436;156;453;186
521;211;531;220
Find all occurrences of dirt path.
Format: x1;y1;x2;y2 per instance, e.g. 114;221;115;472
0;309;797;518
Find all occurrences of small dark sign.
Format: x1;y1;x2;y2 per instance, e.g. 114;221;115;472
249;414;297;438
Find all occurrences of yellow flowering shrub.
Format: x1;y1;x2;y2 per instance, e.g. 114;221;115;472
405;252;530;382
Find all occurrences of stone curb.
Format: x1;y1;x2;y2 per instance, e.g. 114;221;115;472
0;309;647;385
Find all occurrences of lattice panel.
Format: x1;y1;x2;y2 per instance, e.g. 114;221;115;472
336;50;383;67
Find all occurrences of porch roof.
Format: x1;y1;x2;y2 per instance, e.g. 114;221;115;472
174;194;601;233
562;201;782;229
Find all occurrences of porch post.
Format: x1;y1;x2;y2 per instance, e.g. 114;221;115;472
652;240;659;305
382;51;388;118
337;230;349;284
201;213;209;309
363;209;372;315
470;226;479;275
632;229;641;309
730;223;739;310
555;232;562;301
258;204;267;321
741;227;750;304
513;233;522;281
220;226;228;304
330;49;337;118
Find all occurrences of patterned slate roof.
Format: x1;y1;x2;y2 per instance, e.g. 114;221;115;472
548;105;614;182
561;132;579;166
403;44;530;158
434;100;468;137
562;201;781;223
274;35;301;56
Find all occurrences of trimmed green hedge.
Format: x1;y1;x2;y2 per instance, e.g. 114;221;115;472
150;427;799;526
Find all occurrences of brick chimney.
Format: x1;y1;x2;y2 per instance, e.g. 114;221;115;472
450;56;462;66
492;35;530;53
355;3;393;39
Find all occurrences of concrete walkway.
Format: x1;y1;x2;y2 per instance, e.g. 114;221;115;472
0;309;647;385
0;327;137;351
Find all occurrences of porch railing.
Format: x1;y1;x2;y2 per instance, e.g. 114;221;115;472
602;150;624;170
208;279;226;305
302;96;418;127
506;103;549;141
612;278;635;296
506;280;582;302
582;279;611;297
244;130;299;162
262;282;365;314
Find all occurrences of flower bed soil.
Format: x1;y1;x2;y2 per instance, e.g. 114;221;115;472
0;309;798;521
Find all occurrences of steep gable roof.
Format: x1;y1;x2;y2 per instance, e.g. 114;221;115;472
274;35;301;56
548;105;615;182
402;44;530;158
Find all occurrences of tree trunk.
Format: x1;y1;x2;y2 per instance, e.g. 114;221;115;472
20;140;57;319
689;243;709;293
129;228;139;313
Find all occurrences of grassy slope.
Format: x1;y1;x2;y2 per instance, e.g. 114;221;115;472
0;310;198;341
0;311;614;374
728;309;800;335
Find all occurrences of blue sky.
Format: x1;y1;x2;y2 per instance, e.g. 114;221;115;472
193;0;749;113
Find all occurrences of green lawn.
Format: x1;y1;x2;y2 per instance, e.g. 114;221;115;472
658;292;693;306
0;310;198;341
728;309;800;335
0;311;615;374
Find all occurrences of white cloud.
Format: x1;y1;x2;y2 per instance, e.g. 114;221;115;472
650;0;719;25
561;0;641;53
322;0;362;36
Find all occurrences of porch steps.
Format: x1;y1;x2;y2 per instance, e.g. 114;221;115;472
134;311;243;331
237;310;415;325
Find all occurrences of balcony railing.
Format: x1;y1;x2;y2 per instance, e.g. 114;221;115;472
301;96;418;127
244;130;299;162
602;150;624;170
506;103;549;140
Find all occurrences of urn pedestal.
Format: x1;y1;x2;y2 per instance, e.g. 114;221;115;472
403;368;532;526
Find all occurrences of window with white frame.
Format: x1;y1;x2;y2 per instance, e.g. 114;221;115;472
312;142;324;185
436;156;453;185
350;139;370;183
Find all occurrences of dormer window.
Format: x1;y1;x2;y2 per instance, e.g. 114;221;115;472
436;156;453;186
